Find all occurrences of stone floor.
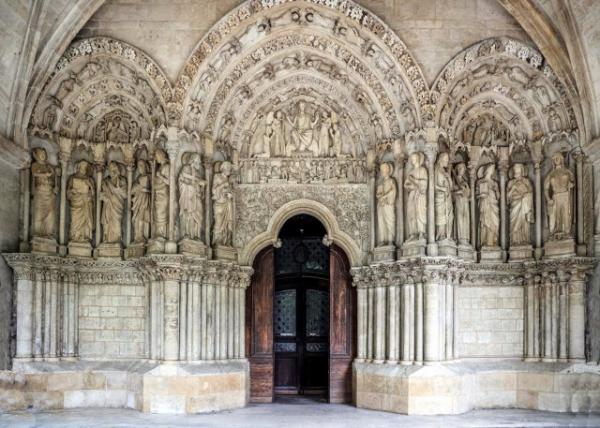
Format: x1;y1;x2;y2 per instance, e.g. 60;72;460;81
1;398;600;427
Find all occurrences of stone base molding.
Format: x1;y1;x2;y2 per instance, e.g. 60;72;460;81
354;361;600;415
0;360;248;414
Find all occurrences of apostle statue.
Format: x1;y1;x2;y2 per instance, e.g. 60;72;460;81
376;163;397;246
453;162;471;245
212;161;234;246
507;163;534;246
152;149;170;239
477;163;500;247
434;152;454;241
131;159;151;243
544;152;574;239
100;161;127;244
317;110;332;157
67;160;95;242
178;152;206;240
270;110;287;157
31;147;58;238
405;152;427;241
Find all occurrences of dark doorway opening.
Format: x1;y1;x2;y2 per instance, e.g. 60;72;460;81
274;215;329;397
246;214;355;404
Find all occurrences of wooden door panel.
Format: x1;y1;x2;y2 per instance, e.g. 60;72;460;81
248;247;274;403
329;245;355;404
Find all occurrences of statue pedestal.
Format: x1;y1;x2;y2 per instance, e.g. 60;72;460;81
68;241;93;258
437;239;457;257
402;239;426;257
373;245;395;262
178;238;207;257
594;235;600;256
97;242;122;258
146;237;166;254
545;238;576;258
457;244;475;261
213;245;237;261
509;245;533;261
31;236;57;255
125;242;146;258
479;246;502;262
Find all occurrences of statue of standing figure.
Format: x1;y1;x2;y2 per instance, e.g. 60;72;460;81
100;161;127;244
67;160;95;243
152;149;170;239
404;152;428;241
212;161;234;246
453;162;471;245
507;163;534;246
178;153;206;240
477;163;500;247
434;152;454;241
131;160;151;243
288;101;318;155
376;163;397;246
31;148;58;238
544;152;574;239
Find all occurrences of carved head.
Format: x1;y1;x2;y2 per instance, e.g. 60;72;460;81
379;162;392;178
76;160;89;175
455;162;466;177
136;159;148;174
512;163;525;178
410;152;423;167
485;163;496;178
155;149;168;164
108;161;120;178
220;161;232;177
436;152;449;168
32;147;48;163
552;152;565;168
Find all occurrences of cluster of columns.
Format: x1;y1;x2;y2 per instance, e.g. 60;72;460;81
352;261;460;364
9;258;79;360
144;259;252;362
524;266;587;362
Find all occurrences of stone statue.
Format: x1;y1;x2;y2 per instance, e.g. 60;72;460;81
270;110;287;157
131;159;151;243
544;152;574;239
178;153;206;240
330;113;343;157
288;101;318;155
507;163;534;246
100;161;127;244
249;112;272;158
317;110;332;157
404;152;427;241
152;149;170;239
106;116;129;144
477;163;500;247
453;162;471;245
67;160;95;242
31;148;58;238
434;152;454;241
376;163;397;246
212;161;234;246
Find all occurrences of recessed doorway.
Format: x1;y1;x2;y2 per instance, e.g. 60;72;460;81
246;214;355;404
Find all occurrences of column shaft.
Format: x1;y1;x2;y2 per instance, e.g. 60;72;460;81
163;280;180;361
356;287;367;361
423;279;440;363
569;271;586;361
374;285;386;363
15;279;33;358
415;281;423;364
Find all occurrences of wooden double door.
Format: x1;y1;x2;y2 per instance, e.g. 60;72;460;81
246;245;355;403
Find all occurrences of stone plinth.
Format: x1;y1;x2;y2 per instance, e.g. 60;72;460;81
178;238;207;257
125;242;146;258
146;238;166;254
509;245;533;261
68;241;92;258
354;361;600;415
545;239;576;258
213;245;237;261
97;242;122;258
457;244;475;261
479;246;502;262
437;239;457;257
31;236;57;255
373;245;395;262
402;239;426;257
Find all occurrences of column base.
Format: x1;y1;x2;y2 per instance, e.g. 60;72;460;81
31;236;58;255
545;238;576;258
427;242;438;257
509;245;533;261
68;241;93;258
373;245;395;262
178;238;207;257
146;237;166;254
402;239;426;257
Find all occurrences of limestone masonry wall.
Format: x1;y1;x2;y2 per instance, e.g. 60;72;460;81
78;283;147;359
456;286;524;358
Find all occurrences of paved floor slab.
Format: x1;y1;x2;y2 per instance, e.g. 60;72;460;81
1;399;599;428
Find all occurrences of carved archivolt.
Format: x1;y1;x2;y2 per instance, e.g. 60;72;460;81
29;37;170;142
